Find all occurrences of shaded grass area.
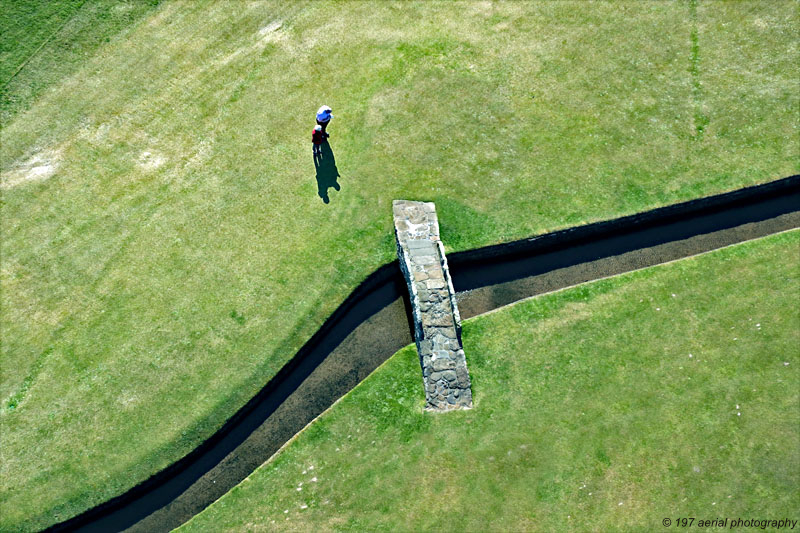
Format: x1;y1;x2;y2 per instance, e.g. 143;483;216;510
1;0;162;123
1;0;86;84
181;231;800;532
0;2;797;530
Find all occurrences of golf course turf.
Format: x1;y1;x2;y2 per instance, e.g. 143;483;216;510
179;230;800;532
1;1;798;531
47;178;800;532
1;0;163;124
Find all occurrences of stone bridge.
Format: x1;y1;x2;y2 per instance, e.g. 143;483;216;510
393;200;473;411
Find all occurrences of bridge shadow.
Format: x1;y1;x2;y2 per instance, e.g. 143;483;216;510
314;141;340;204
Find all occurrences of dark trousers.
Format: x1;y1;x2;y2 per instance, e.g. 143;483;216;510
316;119;330;133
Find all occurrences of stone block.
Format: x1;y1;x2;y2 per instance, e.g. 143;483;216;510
422;312;453;328
430;332;449;347
432;358;453;372
426;279;447;290
409;212;426;225
415;255;437;266
407;239;436;251
456;365;470;387
439;326;457;339
426;269;445;280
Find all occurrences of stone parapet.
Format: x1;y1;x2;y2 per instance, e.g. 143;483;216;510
393;200;473;411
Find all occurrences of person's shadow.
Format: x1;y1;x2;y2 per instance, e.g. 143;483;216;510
314;141;340;204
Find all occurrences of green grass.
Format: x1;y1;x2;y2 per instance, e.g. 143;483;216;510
1;0;162;123
1;2;797;530
180;231;800;532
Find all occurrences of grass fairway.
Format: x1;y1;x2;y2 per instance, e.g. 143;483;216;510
1;1;797;530
1;0;162;122
180;231;800;532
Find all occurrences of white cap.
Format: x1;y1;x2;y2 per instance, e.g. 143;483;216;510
317;105;332;114
314;125;322;131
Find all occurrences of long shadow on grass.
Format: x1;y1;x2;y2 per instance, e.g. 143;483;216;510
314;141;341;203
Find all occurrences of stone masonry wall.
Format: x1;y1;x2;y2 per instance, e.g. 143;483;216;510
393;200;473;411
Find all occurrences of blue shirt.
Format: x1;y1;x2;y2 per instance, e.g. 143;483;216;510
316;106;332;122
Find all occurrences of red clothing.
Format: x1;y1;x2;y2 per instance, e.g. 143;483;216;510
312;128;325;145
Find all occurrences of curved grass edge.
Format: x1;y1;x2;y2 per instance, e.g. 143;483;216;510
46;174;800;532
180;228;800;532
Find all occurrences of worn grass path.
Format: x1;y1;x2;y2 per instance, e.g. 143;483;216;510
181;231;800;532
1;2;797;530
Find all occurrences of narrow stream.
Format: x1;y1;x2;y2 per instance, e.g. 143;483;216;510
47;176;799;533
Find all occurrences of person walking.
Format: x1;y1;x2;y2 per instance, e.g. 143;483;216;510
312;124;325;156
316;105;333;137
